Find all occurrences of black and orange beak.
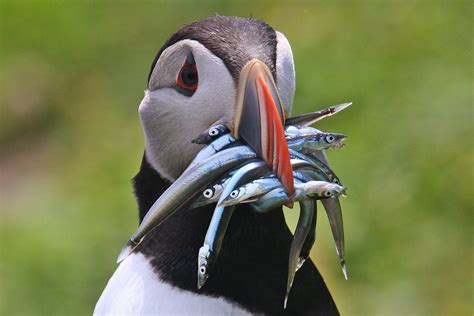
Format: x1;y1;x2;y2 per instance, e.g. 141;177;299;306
233;59;294;195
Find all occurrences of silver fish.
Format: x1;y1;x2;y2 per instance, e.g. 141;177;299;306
218;159;313;207
287;132;347;152
289;149;341;184
219;177;281;207
284;200;315;309
293;169;347;278
249;187;291;213
191;175;232;208
186;133;236;171
247;169;320;213
290;171;318;272
294;181;346;200
117;146;258;263
288;126;332;167
285;125;320;137
297;202;317;272
192;124;229;144
249;180;344;212
198;161;270;289
284;125;301;136
285;102;352;128
191;117;231;144
321;197;347;280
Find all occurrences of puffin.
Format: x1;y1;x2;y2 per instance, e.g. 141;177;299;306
94;16;339;315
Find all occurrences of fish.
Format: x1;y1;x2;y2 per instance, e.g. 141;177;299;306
289;149;341;184
321;197;347;279
190;174;233;208
249;186;292;213
191;118;231;144
285;125;321;137
218;177;281;207
294;169;347;278
186;133;236;171
293;181;346;201
249;180;345;212
297;201;317;272
284;102;352;128
287;132;347;152
284;200;315;309
117;146;258;263
218;159;314;207
287;126;332;166
198;161;270;289
249;178;345;283
290;171;318;271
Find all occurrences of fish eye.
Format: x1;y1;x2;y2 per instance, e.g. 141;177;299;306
203;189;214;199
326;135;335;143
230;190;239;198
199;266;206;274
208;128;219;137
324;190;333;197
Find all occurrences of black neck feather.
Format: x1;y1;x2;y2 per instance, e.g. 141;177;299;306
132;154;338;315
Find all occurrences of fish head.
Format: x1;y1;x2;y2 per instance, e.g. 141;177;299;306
322;133;347;149
218;187;246;207
197;245;212;289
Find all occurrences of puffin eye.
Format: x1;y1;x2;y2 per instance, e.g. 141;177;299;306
176;52;198;96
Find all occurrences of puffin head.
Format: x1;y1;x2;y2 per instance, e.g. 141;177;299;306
139;16;296;183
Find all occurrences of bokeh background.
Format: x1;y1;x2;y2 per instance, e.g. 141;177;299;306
1;1;472;315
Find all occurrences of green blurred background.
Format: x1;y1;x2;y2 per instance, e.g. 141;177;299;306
1;1;472;315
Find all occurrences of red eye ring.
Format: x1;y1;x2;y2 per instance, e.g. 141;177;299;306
176;53;198;95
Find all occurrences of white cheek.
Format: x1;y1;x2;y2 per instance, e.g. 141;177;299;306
192;47;236;121
139;41;236;181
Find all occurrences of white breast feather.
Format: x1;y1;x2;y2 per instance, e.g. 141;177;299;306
94;253;252;316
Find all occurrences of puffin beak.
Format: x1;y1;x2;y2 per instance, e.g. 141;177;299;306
233;59;294;195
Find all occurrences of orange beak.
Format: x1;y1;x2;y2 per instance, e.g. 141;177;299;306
233;60;294;195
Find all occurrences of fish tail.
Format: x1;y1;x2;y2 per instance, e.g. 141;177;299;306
283;279;293;309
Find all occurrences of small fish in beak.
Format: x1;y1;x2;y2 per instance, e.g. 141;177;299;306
218;177;282;207
218;158;314;207
191;122;230;145
198;161;270;289
190;176;232;208
117;97;351;307
287;131;347;151
285;200;316;309
117;146;259;263
285;102;352;128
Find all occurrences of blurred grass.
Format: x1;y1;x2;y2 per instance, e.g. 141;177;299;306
0;1;472;315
